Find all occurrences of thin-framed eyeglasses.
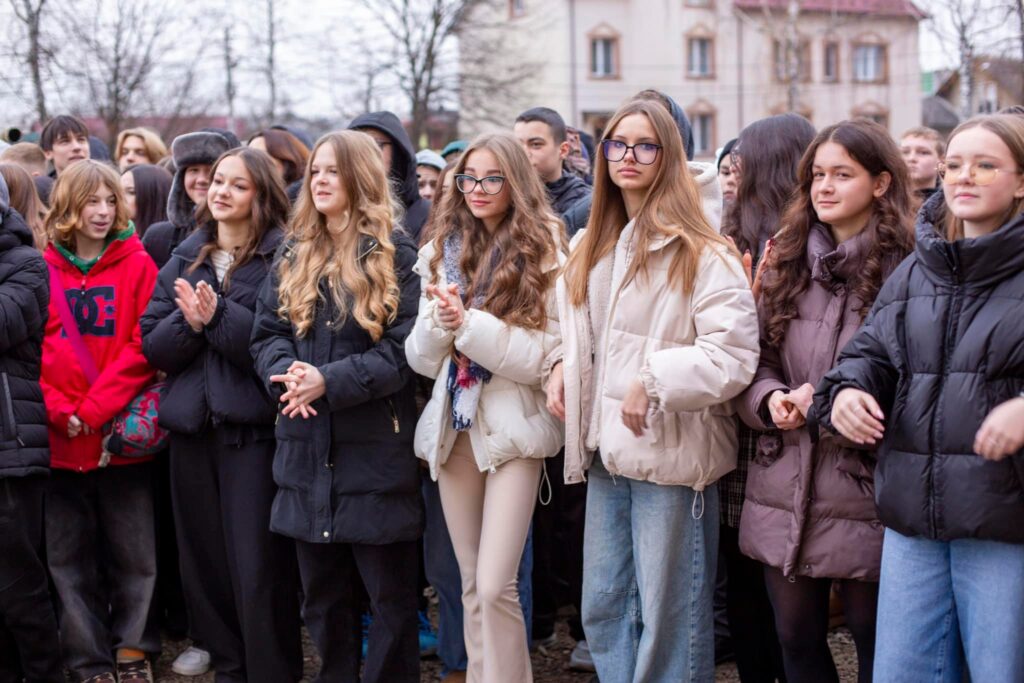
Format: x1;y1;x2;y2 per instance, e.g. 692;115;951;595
455;174;506;195
939;161;1023;186
601;140;662;165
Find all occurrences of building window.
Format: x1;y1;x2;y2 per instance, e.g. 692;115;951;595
590;37;619;78
823;41;840;82
687;37;714;78
853;44;887;83
509;0;526;17
685;0;713;6
692;113;714;156
978;82;998;113
773;39;811;82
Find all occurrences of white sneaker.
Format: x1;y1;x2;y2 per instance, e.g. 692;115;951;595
569;639;596;672
171;646;211;676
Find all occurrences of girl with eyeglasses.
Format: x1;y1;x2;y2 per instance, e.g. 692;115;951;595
816;113;1024;682
546;98;760;682
738;119;914;683
405;133;564;683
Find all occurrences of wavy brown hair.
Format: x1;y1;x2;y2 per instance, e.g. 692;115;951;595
189;147;289;289
427;133;561;330
44;160;131;251
564;98;738;307
277;131;400;340
761;119;914;349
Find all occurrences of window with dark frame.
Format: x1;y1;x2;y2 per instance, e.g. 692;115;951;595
687;37;714;78
773;39;812;82
591;36;618;78
693;113;714;155
853;43;887;83
824;41;840;82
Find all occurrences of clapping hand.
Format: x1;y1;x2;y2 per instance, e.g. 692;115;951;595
426;283;465;331
174;279;213;332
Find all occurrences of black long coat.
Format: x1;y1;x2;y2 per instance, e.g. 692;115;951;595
0;208;49;477
250;231;423;545
815;194;1024;543
141;225;282;441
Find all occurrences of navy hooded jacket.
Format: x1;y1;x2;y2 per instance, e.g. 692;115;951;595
349;112;430;243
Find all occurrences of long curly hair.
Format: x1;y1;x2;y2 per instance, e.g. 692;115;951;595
564;98;738;307
427;133;562;330
276;131;400;341
190;148;289;289
723;113;816;257
761;119;914;349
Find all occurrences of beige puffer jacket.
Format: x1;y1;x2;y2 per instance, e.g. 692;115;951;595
406;241;565;481
555;184;759;489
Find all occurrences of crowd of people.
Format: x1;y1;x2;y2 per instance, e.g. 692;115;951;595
0;92;1022;683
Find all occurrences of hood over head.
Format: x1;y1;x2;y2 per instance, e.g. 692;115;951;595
348;111;420;208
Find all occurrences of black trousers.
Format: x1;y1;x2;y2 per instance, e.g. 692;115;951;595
296;540;419;683
531;451;586;642
170;430;302;683
720;525;787;683
0;475;62;683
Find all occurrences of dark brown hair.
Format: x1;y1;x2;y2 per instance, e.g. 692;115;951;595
124;164;172;237
248;129;310;185
190;147;289;288
724;114;816;257
761;118;914;348
40;115;89;151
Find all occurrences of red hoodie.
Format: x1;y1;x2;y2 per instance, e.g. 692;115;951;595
41;230;158;472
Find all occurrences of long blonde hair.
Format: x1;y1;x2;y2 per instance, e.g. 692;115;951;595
44;160;131;251
428;133;562;330
277;131;400;340
564;98;736;306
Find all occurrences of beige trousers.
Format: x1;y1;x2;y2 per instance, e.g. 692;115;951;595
437;433;541;683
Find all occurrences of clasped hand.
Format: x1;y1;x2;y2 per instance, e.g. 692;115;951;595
768;383;815;431
174;279;217;333
425;283;466;331
270;361;327;419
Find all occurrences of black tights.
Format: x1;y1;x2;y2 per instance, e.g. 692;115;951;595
763;566;878;683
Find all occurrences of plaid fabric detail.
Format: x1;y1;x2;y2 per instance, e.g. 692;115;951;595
720;423;760;528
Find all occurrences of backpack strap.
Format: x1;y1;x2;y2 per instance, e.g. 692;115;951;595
47;263;100;384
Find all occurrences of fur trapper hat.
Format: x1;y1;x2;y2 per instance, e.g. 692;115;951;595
166;129;241;227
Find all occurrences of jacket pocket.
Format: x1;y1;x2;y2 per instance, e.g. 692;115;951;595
753;433;784;468
0;373;20;445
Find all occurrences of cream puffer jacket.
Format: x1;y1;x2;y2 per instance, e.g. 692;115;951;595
555;218;760;490
406;241;565;481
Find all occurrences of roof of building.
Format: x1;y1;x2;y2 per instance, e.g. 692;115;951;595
733;0;925;19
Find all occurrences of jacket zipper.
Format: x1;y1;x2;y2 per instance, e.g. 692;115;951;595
0;373;24;446
386;399;399;433
931;246;962;538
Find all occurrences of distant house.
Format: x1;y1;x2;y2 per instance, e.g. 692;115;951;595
935;56;1024;118
460;0;924;158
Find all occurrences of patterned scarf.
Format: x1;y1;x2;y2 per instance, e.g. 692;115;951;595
443;231;493;431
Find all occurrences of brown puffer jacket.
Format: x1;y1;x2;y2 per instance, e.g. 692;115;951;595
737;224;893;580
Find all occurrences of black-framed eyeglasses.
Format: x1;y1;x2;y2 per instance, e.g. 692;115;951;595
455;174;506;195
601;140;662;165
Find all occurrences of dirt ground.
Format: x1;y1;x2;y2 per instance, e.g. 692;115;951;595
154;621;859;682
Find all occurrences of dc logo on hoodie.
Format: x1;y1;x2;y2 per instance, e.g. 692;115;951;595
65;287;116;337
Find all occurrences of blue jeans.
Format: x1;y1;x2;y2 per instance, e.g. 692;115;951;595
874;528;1024;683
582;460;718;683
421;474;532;676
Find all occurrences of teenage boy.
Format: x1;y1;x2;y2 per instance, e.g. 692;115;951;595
513;107;591;216
39;115;91;177
899;126;943;211
1;143;48;177
349;111;430;242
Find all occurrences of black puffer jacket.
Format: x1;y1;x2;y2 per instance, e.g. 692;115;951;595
250;231;423;544
0;196;49;477
141;225;283;441
815;193;1024;543
546;170;592;217
348;112;430;243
